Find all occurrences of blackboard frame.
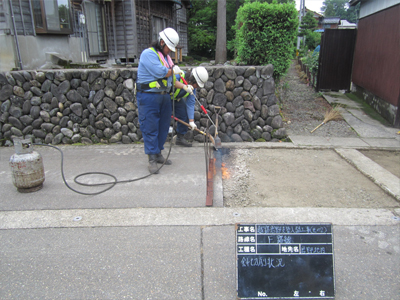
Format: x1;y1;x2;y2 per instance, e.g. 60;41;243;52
236;223;335;299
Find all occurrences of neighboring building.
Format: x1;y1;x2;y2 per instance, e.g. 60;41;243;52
297;7;322;48
303;7;323;24
350;0;400;126
338;20;357;29
320;17;341;29
0;0;191;72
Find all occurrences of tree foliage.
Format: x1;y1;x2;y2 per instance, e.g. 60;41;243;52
298;11;320;50
187;0;295;59
234;1;298;79
299;11;318;37
187;0;217;57
322;0;360;23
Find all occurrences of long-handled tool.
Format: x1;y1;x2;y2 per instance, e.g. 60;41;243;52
213;106;222;149
311;106;343;133
172;116;216;146
180;76;215;127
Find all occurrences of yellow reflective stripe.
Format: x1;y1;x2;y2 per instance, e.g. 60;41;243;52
149;82;158;88
172;74;189;99
148;47;175;89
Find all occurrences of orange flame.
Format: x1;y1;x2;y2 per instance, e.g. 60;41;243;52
221;162;230;179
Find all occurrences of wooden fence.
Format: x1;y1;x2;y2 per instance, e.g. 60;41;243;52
297;58;317;89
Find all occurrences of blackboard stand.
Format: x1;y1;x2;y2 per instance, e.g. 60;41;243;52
236;223;335;299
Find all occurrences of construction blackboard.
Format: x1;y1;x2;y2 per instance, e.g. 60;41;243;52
236;224;334;299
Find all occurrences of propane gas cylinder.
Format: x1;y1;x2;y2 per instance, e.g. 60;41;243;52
9;138;45;193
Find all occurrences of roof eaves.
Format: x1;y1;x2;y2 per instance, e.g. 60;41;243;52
349;0;361;6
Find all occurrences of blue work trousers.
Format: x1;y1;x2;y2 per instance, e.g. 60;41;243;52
171;98;189;135
137;92;172;155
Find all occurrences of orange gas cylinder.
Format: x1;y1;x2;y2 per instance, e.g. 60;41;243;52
9;138;45;193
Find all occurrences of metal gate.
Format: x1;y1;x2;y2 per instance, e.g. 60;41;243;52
317;29;357;91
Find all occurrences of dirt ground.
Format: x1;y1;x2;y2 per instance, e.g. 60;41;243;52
222;60;400;209
359;149;400;178
222;148;400;209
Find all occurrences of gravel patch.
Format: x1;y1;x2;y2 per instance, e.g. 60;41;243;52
278;61;358;138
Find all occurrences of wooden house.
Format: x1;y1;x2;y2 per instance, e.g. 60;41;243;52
0;0;191;71
349;0;400;126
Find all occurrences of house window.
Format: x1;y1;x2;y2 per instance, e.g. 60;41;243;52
85;1;107;56
32;0;73;34
152;16;166;42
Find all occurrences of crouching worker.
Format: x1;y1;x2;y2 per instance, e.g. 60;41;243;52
170;67;209;147
136;28;181;174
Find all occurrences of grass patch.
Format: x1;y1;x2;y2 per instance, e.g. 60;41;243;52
345;93;389;124
331;102;347;109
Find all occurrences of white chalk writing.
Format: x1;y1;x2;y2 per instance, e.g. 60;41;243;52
240;256;285;268
257;225;328;234
301;246;327;254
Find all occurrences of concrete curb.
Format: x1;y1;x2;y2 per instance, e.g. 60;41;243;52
1;207;398;229
335;148;400;201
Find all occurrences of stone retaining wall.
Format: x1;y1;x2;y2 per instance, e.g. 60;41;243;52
0;65;286;146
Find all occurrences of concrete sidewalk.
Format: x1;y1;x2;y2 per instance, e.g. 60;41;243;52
0;93;399;299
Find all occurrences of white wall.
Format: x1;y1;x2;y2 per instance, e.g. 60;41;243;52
1;35;92;71
359;0;400;18
0;35;17;72
18;36;88;70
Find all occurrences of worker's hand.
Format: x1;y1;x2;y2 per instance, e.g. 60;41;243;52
189;121;197;130
183;85;194;95
173;65;181;75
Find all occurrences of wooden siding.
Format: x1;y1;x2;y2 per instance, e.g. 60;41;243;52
113;0;136;60
317;29;357;91
0;0;8;32
176;4;188;56
10;0;34;35
352;4;400;106
135;0;173;55
0;0;34;35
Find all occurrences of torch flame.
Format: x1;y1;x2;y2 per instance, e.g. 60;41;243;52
221;162;230;179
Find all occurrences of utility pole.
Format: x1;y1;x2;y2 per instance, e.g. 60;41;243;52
302;0;306;47
215;0;227;64
297;0;305;50
297;0;306;50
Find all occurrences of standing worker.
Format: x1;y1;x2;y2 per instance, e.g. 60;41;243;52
171;67;209;147
136;28;193;174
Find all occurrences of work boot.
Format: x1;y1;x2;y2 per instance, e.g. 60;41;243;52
148;155;159;174
156;153;172;165
175;134;192;147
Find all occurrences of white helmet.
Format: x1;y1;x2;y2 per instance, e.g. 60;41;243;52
159;28;179;52
192;67;209;88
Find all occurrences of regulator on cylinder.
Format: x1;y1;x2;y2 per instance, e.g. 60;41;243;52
9;138;45;193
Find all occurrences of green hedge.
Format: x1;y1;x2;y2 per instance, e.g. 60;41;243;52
235;1;298;79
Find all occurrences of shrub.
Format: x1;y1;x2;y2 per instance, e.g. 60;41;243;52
234;0;298;79
302;51;319;74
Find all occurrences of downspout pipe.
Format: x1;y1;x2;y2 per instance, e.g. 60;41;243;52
9;0;23;70
28;0;36;36
111;0;117;61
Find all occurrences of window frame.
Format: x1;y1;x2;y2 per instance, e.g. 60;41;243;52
84;1;108;56
32;0;73;35
152;16;166;43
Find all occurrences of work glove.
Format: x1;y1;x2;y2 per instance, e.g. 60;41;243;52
173;65;181;75
183;85;194;95
189;121;197;130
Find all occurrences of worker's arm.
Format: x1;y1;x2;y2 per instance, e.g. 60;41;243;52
186;92;196;126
